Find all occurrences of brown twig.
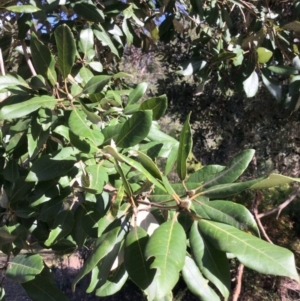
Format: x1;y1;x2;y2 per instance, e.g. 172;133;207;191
21;41;37;76
0;49;5;76
252;191;273;244
232;263;244;301
258;186;300;219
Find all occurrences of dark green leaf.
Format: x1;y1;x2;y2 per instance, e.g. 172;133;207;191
268;65;298;76
0;96;57;120
127;83;148;105
199;220;299;282
190;222;230;299
82;75;111;95
187;165;226;184
177;112;192;181
54;24;76;79
139;95;168;120
73;1;104;23
145;220;186;300
116;110;152;148
182;256;220;301
30;33;57;86
6;254;43;283
85;164;108;193
124;226;155;290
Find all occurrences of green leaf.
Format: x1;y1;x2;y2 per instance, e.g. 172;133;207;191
190;222;230;300
104;146;165;191
116;110;152;148
30;33;57;86
192;200;259;235
165;145;178;175
54;24;76;79
72;224;120;291
243;70;259;98
139;95;168;121
93;24;119;57
44;210;74;247
25;147;78;182
198;220;299;282
71;206;87;248
68;108;104;149
127;83;148;105
201;179;261;198
257;47;273;64
187;165;226;184
250;174;300;189
6;5;40;13
145;220;186;300
202;150;255;188
124;226;156;290
177;112;192;181
82;75;111;95
268;65;298;76
182;256;220;301
95;264;128;296
73;1;104;23
85;164;108;193
129;150;162;181
0;74;29;91
6;254;43;283
0;96;57;120
22;267;69;301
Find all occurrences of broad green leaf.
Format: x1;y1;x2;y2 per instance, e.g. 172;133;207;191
102;122;124;145
95;264;128;296
129;150;162;180
202;149;255;188
89;61;103;72
3;159;19;182
165;145;178;175
192;200;259;235
54;24;76;79
44;210;74;247
261;69;282;101
82;75;111;95
30;33;57;86
39;195;66;222
78;28;94;57
201;179;261;198
25;147;78;182
72;223;120;291
6;254;43;283
22;267;69;301
124;227;155;289
268;65;298;76
145;220;186;300
80;101;102;124
243;70;259;98
177;112;192;181
73;1;104;23
85;164;108;193
0;74;29;91
127;83;148;105
250;174;300;189
116;110;152;148
182;256;220;301
104;146;165;191
71;206;87;248
6;5;40;13
10;177;35;204
79;66;93;84
139;95;168;120
68;108;104;149
190;222;230;300
187;165;226;184
93;24;119;57
0;96;57;120
257;47;273;63
199;220;299;282
211;52;236;64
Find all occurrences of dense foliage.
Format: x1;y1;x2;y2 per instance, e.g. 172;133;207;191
0;0;300;300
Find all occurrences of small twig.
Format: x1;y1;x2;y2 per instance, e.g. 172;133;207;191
0;49;5;76
21;41;37;76
252;191;273;243
232;263;244;301
258;186;300;219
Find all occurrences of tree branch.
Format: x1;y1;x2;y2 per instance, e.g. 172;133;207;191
232;263;244;301
21;41;37;76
